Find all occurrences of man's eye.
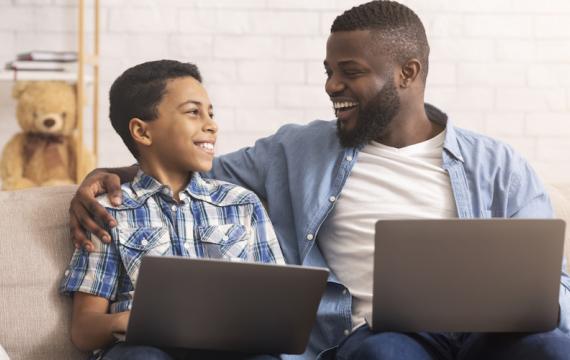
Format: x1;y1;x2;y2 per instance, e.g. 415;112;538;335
344;70;363;77
324;70;332;78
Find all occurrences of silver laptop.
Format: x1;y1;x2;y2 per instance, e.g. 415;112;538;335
124;256;328;354
371;219;566;333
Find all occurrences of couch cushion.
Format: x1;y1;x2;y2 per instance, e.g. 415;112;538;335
0;185;87;360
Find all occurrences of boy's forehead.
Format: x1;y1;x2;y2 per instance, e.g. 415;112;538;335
164;76;209;101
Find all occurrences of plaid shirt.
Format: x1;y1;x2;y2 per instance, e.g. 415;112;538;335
60;170;285;313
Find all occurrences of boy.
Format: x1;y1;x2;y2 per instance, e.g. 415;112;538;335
60;60;284;360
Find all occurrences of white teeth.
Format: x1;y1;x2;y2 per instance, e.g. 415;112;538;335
333;101;358;110
198;143;214;151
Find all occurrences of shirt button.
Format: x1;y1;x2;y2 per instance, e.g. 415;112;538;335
342;289;347;295
344;329;350;336
329;196;336;202
222;235;229;241
346;156;353;161
184;243;191;249
306;234;314;241
171;205;177;211
64;270;70;276
141;239;149;246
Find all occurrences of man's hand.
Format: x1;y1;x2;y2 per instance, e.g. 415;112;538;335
70;170;123;251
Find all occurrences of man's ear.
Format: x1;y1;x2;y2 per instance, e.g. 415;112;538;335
399;59;422;88
129;118;152;147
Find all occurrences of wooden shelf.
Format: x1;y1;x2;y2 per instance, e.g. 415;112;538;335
0;70;92;83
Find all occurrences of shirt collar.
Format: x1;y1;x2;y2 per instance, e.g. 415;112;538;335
425;103;464;163
130;169;223;206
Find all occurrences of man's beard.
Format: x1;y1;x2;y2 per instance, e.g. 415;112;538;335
337;78;401;149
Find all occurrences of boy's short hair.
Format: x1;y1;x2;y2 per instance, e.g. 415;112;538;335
109;60;202;158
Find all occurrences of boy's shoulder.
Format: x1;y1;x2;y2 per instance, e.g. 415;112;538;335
95;177;261;210
198;177;261;207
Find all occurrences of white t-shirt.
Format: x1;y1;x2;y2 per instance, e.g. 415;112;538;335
318;130;458;329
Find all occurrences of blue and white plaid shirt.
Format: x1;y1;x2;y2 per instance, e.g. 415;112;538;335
60;170;285;313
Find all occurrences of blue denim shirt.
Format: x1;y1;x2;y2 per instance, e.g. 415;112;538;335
209;105;570;359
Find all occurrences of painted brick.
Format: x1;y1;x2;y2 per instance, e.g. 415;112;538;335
108;7;177;33
214;36;282;59
235;108;305;132
306;60;327;85
536;138;570;162
496;39;537;62
268;0;336;10
457;63;526;86
179;9;253;35
536;41;570;62
283;36;327;60
0;7;35;30
496;88;566;111
528;65;570;87
199;60;238;84
194;0;267;9
495;136;537;162
33;6;106;33
168;34;215;59
14;32;76;53
303;107;335;123
0;32;15;66
207;84;275;108
428;14;464;38
463;15;532;38
251;11;320;35
237;60;305;84
430;38;495;61
526;113;570;136
485;112;526;136
425;87;495;111
427;62;456;85
535;15;570;39
277;85;330;108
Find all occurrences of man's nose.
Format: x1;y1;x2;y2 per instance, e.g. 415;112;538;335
325;75;344;96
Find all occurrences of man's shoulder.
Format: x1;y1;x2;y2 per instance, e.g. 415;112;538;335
453;126;521;161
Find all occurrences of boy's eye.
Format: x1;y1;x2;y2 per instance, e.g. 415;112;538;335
209;113;215;119
186;109;199;115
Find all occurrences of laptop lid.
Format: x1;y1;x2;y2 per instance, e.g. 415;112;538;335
372;219;565;333
125;256;329;354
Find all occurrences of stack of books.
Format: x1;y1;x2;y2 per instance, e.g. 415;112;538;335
5;51;77;72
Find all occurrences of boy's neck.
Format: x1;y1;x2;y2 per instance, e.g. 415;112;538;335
138;160;191;202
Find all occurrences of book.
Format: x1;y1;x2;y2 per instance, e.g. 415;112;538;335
17;51;77;63
5;61;67;71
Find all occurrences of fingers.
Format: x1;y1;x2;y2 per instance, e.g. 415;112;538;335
77;185;117;229
103;173;123;207
69;209;92;251
75;199;112;243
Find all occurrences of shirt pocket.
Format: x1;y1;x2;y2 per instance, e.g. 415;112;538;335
117;227;172;285
196;224;249;260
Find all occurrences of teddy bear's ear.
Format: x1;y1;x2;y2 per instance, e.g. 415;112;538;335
12;81;30;99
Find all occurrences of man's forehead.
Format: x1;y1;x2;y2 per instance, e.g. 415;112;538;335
325;29;385;65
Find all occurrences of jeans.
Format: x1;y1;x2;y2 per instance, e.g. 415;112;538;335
100;342;280;360
335;326;570;360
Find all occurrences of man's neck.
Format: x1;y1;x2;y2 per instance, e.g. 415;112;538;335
138;160;191;202
375;103;444;148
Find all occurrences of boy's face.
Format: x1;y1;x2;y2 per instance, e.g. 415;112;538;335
144;76;217;173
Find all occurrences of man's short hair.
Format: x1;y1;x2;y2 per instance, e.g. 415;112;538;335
109;60;202;158
331;0;430;82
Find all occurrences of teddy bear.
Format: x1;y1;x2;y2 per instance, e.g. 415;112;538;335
0;81;95;190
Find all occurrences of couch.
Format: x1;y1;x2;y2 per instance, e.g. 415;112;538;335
1;184;570;360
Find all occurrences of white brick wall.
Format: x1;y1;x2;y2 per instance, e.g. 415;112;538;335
0;0;569;183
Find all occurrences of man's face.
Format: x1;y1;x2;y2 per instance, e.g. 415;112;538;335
324;30;401;148
144;76;217;173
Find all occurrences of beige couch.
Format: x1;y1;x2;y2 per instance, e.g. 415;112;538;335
1;184;570;360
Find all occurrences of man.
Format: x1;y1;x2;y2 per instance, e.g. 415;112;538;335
70;1;570;359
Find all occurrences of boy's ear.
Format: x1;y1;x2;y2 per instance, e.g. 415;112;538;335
129;118;152;147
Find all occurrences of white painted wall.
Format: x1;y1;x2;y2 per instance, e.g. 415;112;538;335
0;0;569;182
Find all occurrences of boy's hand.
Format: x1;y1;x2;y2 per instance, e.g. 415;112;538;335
111;311;131;334
70;169;122;251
